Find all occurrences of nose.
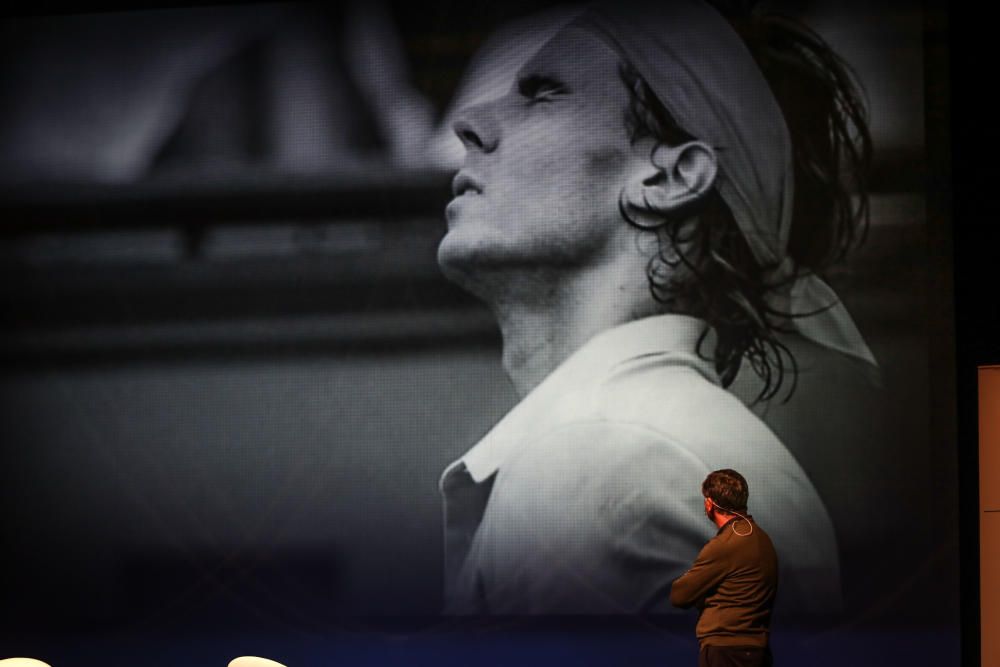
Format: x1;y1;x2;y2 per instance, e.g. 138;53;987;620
452;102;499;154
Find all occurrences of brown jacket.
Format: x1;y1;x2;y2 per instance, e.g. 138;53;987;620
669;516;778;647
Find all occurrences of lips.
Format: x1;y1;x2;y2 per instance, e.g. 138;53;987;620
451;172;484;197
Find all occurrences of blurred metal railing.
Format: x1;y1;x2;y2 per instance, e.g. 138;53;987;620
0;156;930;366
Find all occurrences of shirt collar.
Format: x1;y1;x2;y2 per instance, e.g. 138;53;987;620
716;514;754;535
443;314;718;486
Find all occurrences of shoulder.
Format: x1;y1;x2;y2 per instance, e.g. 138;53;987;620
493;419;712;531
580;357;787;465
479;419;714;588
509;419;710;483
714;519;778;559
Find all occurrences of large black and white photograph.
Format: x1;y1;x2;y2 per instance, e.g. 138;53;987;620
0;0;959;665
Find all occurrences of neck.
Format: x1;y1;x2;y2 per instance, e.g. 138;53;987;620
492;263;660;397
711;511;734;529
712;510;749;530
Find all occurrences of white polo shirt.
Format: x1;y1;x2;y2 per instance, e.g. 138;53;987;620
440;314;840;614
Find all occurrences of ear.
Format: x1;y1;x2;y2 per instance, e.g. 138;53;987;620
622;141;718;228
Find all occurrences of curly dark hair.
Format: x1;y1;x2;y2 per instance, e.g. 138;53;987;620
702;468;750;512
616;5;872;402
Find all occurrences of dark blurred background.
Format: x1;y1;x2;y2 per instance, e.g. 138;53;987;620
0;1;960;665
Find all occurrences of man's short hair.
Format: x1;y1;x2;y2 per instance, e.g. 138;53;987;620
702;469;749;512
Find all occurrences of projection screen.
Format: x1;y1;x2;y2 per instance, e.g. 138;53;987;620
0;1;958;665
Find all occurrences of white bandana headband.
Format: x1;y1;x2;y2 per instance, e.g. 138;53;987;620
573;0;878;368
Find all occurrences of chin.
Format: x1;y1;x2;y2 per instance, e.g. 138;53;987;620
436;229;514;301
438;232;486;292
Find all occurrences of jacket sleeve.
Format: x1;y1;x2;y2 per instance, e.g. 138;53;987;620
669;538;727;609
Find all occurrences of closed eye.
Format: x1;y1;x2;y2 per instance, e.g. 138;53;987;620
517;74;567;103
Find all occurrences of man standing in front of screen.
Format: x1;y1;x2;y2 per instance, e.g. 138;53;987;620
437;0;874;615
671;469;778;667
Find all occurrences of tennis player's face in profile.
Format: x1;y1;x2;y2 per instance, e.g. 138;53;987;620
439;27;651;288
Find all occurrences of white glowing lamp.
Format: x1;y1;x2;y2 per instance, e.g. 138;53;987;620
228;657;288;667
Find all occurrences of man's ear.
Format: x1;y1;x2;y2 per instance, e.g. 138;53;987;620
622;141;717;228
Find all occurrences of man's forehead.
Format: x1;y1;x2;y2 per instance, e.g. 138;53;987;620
516;25;621;81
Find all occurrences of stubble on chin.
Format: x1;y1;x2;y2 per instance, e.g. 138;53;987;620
436;233;502;302
436;230;575;308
